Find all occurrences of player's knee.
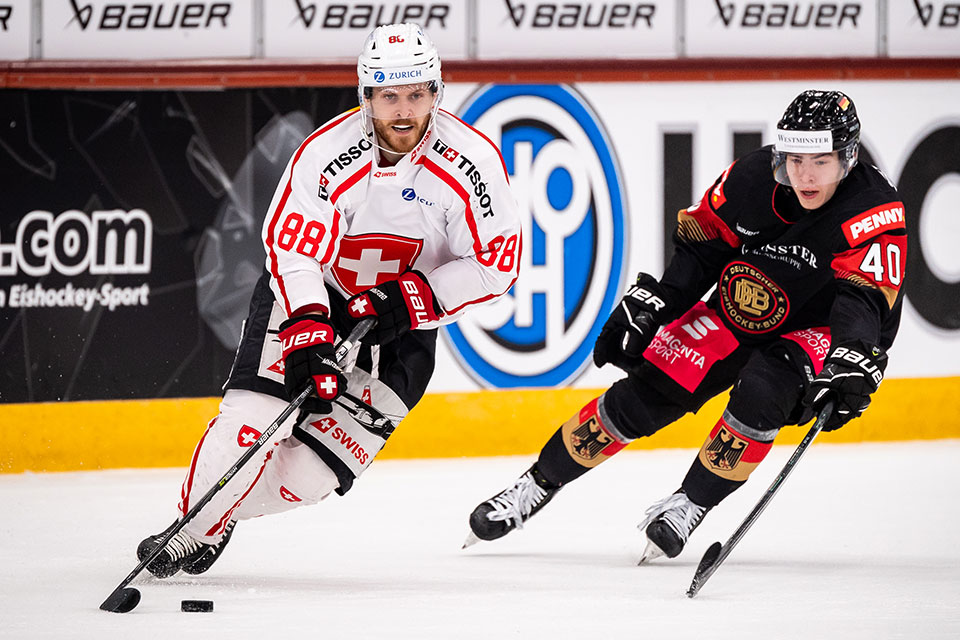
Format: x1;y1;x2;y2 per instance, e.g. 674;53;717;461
600;377;671;439
274;440;340;504
728;350;804;431
242;440;340;517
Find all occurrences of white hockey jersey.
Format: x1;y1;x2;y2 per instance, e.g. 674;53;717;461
261;108;522;327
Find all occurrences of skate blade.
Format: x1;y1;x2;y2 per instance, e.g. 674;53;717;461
638;539;666;565
461;531;482;549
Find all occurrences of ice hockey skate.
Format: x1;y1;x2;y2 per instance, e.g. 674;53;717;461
464;464;560;548
637;490;710;564
137;519;236;578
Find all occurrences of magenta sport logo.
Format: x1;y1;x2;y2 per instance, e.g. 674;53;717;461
447;84;629;388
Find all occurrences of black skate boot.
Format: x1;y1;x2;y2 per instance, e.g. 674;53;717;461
465;464;560;547
137;519;236;578
637;490;710;564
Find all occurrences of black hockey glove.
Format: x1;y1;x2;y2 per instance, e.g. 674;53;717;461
346;270;443;346
803;341;887;431
593;273;668;371
277;314;347;414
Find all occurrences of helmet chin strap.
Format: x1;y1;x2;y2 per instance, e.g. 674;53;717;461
364;122;432;164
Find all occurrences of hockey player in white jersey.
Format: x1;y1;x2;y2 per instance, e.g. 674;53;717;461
135;23;521;578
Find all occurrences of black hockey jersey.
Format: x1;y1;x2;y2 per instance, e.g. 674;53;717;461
657;146;906;350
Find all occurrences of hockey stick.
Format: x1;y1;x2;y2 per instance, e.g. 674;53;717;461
100;318;375;613
686;400;835;599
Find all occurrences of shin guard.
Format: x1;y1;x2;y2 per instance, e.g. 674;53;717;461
537;396;631;487
682;411;777;508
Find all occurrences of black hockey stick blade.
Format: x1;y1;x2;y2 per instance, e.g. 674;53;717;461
99;318;374;613
100;587;141;613
686;542;722;598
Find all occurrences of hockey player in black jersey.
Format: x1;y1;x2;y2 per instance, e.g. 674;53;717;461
466;90;907;563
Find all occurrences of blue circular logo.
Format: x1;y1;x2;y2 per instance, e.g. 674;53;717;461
373;71;385;83
401;188;417;201
446;84;629;388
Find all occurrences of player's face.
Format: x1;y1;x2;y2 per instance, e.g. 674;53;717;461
785;152;843;210
367;84;437;155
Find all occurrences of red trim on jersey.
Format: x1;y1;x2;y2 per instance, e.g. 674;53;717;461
709;161;736;210
445;231;522;316
444;288;509;316
688;190;740;248
441;108;511;182
330;162;371;207
320;163;372;266
321;207;343;266
770;184;795;225
264;109;358;315
264;188;294;316
179;416;217;517
842;201;906;247
831;234;907;292
290;303;330;318
422;154;520;315
422;156;484;255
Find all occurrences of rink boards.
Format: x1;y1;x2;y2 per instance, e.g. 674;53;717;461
2;74;959;473
1;377;958;473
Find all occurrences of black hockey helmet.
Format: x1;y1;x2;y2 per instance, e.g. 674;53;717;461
772;90;860;185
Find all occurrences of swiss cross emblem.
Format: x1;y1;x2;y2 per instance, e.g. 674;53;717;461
361;385;372;405
319;174;329;187
237;425;261;448
350;296;369;315
267;358;285;375
279;486;302;502
311;417;337;433
316;374;338;399
331;233;424;295
443;147;459;162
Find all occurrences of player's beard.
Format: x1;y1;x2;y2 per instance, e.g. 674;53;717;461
372;113;432;157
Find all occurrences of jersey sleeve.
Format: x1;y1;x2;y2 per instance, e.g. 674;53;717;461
420;149;521;327
261;135;343;318
829;199;907;346
658;161;743;319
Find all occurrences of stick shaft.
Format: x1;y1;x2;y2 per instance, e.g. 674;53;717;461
687;401;834;597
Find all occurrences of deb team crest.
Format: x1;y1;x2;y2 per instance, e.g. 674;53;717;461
447;84;628;388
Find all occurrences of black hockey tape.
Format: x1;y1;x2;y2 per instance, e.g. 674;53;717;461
181;599;214;613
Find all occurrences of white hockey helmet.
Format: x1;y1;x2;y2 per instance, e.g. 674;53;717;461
357;23;442;96
357;23;443;156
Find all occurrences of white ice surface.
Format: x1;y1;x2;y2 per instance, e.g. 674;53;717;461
2;442;959;639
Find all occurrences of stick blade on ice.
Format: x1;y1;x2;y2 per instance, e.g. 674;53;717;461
100;587;141;613
687;542;722;598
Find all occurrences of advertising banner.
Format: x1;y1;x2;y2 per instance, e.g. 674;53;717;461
0;87;357;402
475;0;676;59
887;1;960;57
0;0;31;60
2;79;958;405
262;0;469;59
684;0;877;57
40;0;255;59
438;80;960;391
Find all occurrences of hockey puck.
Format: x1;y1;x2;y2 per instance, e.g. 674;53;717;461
181;599;214;613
